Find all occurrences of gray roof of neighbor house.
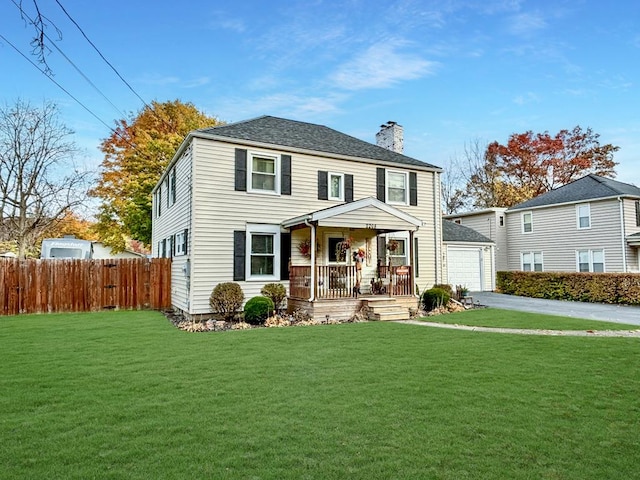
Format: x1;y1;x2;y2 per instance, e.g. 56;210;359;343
196;115;441;170
442;220;493;244
509;174;640;211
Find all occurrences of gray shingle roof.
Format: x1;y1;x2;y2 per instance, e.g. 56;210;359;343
197;115;440;169
442;220;493;243
509;174;640;211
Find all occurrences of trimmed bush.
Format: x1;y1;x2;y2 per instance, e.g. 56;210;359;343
244;296;275;325
432;283;454;297
209;282;244;322
261;283;286;312
422;288;451;311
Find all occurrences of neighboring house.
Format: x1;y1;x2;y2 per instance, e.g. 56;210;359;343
91;242;146;260
444;207;507;272
506;174;640;273
442;220;495;291
151;116;443;320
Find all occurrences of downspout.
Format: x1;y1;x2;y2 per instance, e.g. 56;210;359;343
305;218;316;301
433;171;440;284
619;197;627;272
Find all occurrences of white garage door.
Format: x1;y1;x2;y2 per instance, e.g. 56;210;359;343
447;246;482;292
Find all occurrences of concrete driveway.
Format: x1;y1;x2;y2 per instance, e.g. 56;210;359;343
472;292;640;326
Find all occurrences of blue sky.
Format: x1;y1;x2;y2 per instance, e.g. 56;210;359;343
2;0;639;195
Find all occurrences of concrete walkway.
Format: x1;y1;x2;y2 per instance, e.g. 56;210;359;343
471;292;640;326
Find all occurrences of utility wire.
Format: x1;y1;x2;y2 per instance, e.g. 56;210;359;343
9;0;127;119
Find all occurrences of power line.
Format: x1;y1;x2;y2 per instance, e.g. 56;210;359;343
9;0;127;119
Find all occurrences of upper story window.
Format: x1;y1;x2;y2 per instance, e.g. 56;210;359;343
249;153;279;194
168;169;177;207
156;187;162;217
386;170;408;205
577;203;590;229
522;211;533;233
521;251;543;272
328;172;344;201
577;249;604;272
499;215;504;227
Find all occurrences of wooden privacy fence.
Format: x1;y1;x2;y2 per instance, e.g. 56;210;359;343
0;258;172;316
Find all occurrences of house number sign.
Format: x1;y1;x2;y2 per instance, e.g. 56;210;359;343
365;223;377;229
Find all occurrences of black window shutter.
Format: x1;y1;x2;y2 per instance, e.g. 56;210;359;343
318;171;328;200
280;232;291;280
409;172;418;206
281;154;291;195
636;200;640;227
172;235;176;256
414;237;419;277
235;149;247;191
376;168;385;202
233;231;246;281
345;174;354;203
377;235;386;265
183;228;189;255
162;239;166;258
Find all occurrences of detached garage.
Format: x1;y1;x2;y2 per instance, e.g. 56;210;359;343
443;220;495;292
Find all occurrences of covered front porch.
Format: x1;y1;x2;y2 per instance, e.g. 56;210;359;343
282;197;423;320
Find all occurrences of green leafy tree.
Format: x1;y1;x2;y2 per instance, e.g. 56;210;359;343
90;100;222;249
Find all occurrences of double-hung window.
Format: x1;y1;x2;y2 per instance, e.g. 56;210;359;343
522;211;533;233
577;249;604;272
175;231;186;256
386;170;408;205
577;203;590;229
328;172;344;201
249;153;279;193
521;251;543;272
246;224;280;280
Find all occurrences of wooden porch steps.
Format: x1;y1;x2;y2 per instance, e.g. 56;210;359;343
362;296;411;321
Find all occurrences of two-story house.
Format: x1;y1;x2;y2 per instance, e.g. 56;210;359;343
151;116;443;320
505;174;640;273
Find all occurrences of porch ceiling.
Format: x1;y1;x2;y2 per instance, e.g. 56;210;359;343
282;196;423;232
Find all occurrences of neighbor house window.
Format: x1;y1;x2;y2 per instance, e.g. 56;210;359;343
328;172;344;201
246;224;280;280
168;169;177;207
577;249;604;272
522;211;533;233
521;251;543;272
249;153;279;193
577;203;590;229
386;170;408;204
499;215;504;227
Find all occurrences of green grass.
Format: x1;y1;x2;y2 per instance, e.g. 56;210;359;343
2;310;640;479
423;308;640;330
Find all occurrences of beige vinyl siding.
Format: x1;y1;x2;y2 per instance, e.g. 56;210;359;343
623;198;640;271
186;139;441;315
151;145;193;312
506;199;624;272
454;211;507;272
318;205;417;231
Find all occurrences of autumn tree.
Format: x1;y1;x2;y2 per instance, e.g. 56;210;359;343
0;99;92;258
90;100;222;249
462;126;618;210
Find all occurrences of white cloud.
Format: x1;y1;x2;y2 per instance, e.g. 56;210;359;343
330;40;438;90
513;91;540;105
507;11;547;37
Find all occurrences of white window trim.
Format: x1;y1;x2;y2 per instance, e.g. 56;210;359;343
386;170;409;206
175;231;186;256
576;249;605;273
521;251;543;272
576;203;591;230
246;224;280;281
522;211;533;234
328;172;345;201
248;151;280;195
386;232;409;266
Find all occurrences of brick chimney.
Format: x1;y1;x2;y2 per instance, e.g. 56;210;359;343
376;121;404;153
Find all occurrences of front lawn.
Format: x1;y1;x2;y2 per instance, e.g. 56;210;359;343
423;308;640;330
1;311;639;479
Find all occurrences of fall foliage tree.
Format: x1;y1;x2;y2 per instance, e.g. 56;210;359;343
90;100;222;249
0;99;92;258
457;126;619;210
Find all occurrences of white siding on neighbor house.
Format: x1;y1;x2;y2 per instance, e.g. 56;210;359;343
622;198;640;271
151;145;193;312
181;138;441;315
505;199;624;272
451;210;507;272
